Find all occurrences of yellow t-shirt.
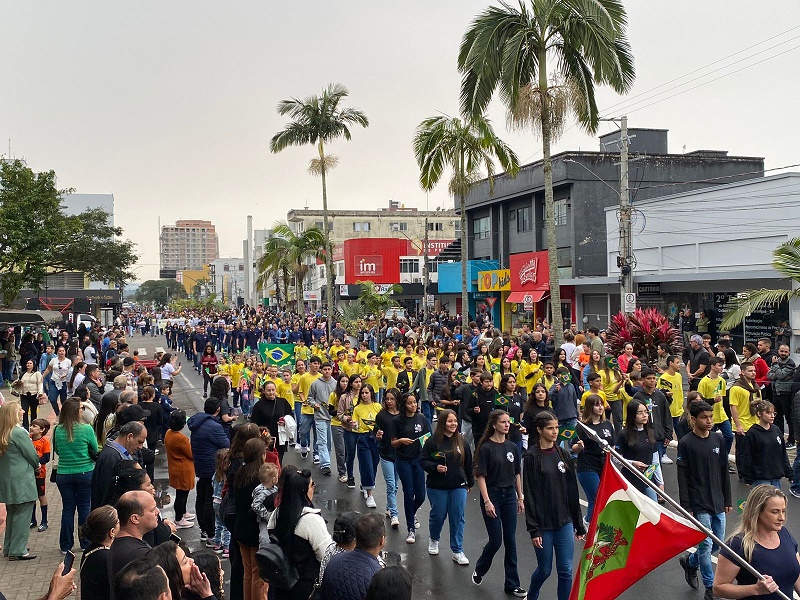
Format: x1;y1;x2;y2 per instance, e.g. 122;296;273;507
340;360;360;377
599;370;622;403
658;371;685;417
229;362;244;387
217;363;230;379
412;355;426;372
581;389;608;409
521;361;543;394
356;350;371;366
294;346;311;362
351;402;382;434
328;391;342;427
361;364;383;391
698;375;728;424
276;380;295;406
380;351;397;369
382;366;400;390
298;372;321;415
729;385;760;432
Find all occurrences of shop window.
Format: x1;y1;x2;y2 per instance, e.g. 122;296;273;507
473;216;490;239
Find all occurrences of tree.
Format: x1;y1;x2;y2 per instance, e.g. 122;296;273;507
257;251;292;310
357;280;402;318
413;115;519;326
270;83;369;336
0;159;137;305
458;0;635;345
606;308;680;364
134;279;187;305
257;222;328;315
721;237;800;331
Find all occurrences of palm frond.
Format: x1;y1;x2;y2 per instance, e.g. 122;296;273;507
308;154;339;177
720;288;800;332
772;237;800;278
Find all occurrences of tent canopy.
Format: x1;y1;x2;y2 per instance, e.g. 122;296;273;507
0;310;65;327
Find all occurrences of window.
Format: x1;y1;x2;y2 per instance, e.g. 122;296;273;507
389;222;408;232
557;247;572;268
426;261;438;273
400;258;420;273
554;199;568;227
427;222;443;232
516;206;532;232
353;222;371;232
314;221;324;230
473;216;490;239
238;264;244;271
223;264;230;272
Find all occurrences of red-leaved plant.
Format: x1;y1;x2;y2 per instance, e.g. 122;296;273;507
605;308;681;366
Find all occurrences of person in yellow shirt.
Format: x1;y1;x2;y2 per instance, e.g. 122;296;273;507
361;353;383;395
297;356;323;457
229;355;244;408
541;361;557;393
581;372;609;409
729;362;761;477
329;373;350;481
294;339;311;365
401;343;416;367
521;350;543;396
599;356;625;432
658;355;685;433
337;351;360;378
382;355;402;391
329;339;344;361
356;342;371;366
350;384;382;509
412;346;427;372
380;342;398;370
697;356;733;456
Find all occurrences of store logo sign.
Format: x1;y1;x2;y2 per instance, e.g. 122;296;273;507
355;255;383;277
520;258;538;284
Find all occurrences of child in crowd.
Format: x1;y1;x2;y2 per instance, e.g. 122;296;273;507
250;462;280;543
238;369;252;418
212;448;231;559
29;418;51;531
159;382;175;442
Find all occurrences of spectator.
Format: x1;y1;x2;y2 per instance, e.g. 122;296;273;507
146;541;215;600
17;359;44;429
109;490;159;581
112;557;171;600
193;551;225;600
106;464;175;548
234;437;268;600
79;506;120;600
317;511;359;584
320;513;385;600
164;410;195;527
91;421;147;510
365;566;412;600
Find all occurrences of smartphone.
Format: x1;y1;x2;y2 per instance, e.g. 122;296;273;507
62;550;75;575
169;533;182;544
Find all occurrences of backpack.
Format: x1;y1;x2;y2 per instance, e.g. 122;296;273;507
256;514;308;590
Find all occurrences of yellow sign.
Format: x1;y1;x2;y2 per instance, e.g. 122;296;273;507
478;269;511;292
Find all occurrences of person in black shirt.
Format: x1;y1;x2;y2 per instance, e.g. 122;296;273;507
524;410;586;600
497;374;526;454
250;381;293;464
572;394;615;523
375;388;401;529
617;400;659;501
677;401;732;599
456;370;481;447
472;409;526;598
467;374;499;442
79;505;120;600
390;393;430;544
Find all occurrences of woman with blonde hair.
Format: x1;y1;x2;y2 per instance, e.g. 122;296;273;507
714;484;800;599
0;401;39;559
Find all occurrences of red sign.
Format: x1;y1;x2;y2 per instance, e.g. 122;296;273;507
485;297;497;308
510;250;550;292
354;255;383;277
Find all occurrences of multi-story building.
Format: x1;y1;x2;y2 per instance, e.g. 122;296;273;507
209;258;245;304
160;220;220;271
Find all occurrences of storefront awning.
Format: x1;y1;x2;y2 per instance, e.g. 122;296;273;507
506;290;549;304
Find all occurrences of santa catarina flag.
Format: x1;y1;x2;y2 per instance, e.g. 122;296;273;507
258;343;295;368
569;454;707;600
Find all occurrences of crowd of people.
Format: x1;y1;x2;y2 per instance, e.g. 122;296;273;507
0;304;799;600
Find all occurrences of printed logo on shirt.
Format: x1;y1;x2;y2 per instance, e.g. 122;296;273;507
414;423;422;434
506;452;515;463
712;447;720;454
557;461;566;473
777;436;783;444
601;429;612;439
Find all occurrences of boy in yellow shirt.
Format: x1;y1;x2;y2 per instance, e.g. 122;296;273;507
380;342;398;369
297;356;322;458
356;342;371;366
581;372;609;408
361;353;384;395
382;355;402;391
229;355;244;408
697;356;733;455
658;355;685;429
294;340;311;365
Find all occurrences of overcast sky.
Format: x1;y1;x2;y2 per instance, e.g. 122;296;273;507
2;1;799;281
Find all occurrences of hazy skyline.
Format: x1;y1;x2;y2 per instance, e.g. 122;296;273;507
3;1;799;281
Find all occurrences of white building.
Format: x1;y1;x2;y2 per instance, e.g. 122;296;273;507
209;258;245;305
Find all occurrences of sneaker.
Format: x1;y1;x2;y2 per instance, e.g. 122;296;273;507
414;517;420;529
505;587;527;598
406;530;416;544
313;456;321;465
428;539;439;555
213;544;223;554
661;454;674;465
680;554;699;589
338;475;348;483
347;477;356;489
790;488;800;499
452;552;469;565
728;464;736;474
704;588;717;600
183;513;196;520
200;532;208;541
300;448;309;458
391;516;400;529
37;523;48;532
30;522;36;529
222;548;230;559
174;518;194;529
295;443;302;451
366;495;377;509
320;466;331;476
205;539;215;548
203;393;207;399
471;572;483;586
787;442;796;449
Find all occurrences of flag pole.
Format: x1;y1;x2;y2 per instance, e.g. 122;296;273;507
575;420;791;600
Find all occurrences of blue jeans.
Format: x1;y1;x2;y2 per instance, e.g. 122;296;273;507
475;486;520;591
56;470;93;552
715;420;734;456
355;434;379;490
687;511;725;589
380;458;398;519
314;420;332;469
753;479;782;489
421;401;434;429
576;471;600;521
213;502;231;548
427;487;467;553
792;454;800;493
48;381;67;416
344;430;358;479
395;457;426;532
298;414;315;450
528;522;575;600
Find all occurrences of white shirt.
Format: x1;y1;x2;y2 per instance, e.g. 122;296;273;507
561;342;578;368
49;357;71;390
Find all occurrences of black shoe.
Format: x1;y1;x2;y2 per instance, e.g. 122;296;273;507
9;553;36;561
505;587;527;598
347;477;356;489
320;466;331;476
680;554;699;589
30;521;36;529
203;393;207;398
704;588;717;600
471;572;482;586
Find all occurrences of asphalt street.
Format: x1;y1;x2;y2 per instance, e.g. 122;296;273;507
134;335;800;600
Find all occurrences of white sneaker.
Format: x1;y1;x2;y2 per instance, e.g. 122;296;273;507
428;539;439;555
174;518;194;529
365;495;377;509
295;443;301;451
406;530;416;544
661;455;674;465
390;516;400;528
414;517;420;529
452;552;470;565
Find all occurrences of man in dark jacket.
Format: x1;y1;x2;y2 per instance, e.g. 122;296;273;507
320;513;385;600
427;357;451;411
84;364;105;408
188;398;230;540
91;421;147;509
768;344;796;447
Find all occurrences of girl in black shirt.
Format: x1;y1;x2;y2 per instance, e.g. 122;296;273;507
375;388;401;528
497;374;526;454
572;394;615;522
391;393;431;544
523;410;586;600
617;400;659;500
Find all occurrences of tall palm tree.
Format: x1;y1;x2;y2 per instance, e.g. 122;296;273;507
721;237;800;331
458;0;635;345
270;83;369;334
257;222;327;315
257;250;292;310
413;115;519;326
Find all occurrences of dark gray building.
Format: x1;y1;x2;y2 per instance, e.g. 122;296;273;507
461;129;764;328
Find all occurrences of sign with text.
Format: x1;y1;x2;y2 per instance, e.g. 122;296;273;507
477;269;511;291
354;255;383;277
624;293;637;313
638;283;661;296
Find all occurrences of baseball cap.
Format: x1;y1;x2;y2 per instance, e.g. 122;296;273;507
118;404;151;425
123;357;135;367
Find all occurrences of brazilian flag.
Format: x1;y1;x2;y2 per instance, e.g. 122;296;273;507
258;343;295;368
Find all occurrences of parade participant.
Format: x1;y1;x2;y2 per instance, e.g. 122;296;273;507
297;356;322;459
549;367;579;449
677;401;732;600
524;410;586;600
634;367;674;464
340;374;364;487
391;393;431;544
329;373;350;483
352;384;382;509
395;356;416;396
374;388;400;529
599;356;625;433
714;485;799;600
741;401;792;489
698;357;734;457
309;363;337;476
200;345;219;399
467;374;499;442
730;363;761;479
617;400;659;501
659;354;685;436
497;374;526;453
251;380;293;464
573;394;615;523
420;408;473;565
472;409;526;597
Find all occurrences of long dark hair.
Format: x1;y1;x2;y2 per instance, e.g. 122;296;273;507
432;409;465;465
223;423;261;473
334;373;350;403
498;373;517;396
525;382;549;412
273;467;314;546
158;353;173;368
475;409;508;458
623;400;655;445
209;376;230;399
193;551;224;600
58;398;83;442
235;438;266;488
527;410;557;448
145;541;183;600
94;392;120;442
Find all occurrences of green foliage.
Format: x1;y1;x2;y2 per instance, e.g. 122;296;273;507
169;297;227;313
0;159;137;305
357;280;401;317
134;279;188;305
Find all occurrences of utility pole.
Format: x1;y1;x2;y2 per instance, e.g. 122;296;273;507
617;115;633;308
423;217;430;321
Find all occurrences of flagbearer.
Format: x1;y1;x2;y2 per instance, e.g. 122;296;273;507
677;401;732;600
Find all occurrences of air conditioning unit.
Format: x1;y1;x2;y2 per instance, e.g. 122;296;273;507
413;277;422;283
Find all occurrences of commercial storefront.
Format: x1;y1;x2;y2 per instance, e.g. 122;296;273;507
506;251;575;334
438;260;501;323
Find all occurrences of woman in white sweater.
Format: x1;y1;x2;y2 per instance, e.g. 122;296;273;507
17;359;44;429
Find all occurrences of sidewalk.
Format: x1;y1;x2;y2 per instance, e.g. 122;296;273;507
0;335;207;600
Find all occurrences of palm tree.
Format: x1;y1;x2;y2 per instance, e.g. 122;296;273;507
257;222;328;315
257;250;292;310
270;83;369;334
414;115;519;326
458;0;635;345
721;237;800;331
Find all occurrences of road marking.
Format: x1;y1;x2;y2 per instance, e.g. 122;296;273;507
137;348;147;357
155;347;165;354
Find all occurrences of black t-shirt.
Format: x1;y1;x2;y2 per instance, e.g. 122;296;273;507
576;421;615;473
497;393;525;442
721;529;800;600
80;545;111;600
391;413;430;461
617;428;656;494
375;409;398;461
676;430;731;514
689;349;711;380
108;535;151;581
475;439;520;488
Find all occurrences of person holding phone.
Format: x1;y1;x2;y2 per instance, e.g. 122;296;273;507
79;506;119;600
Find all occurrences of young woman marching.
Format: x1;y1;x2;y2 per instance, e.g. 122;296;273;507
352;384;382;508
524;410;587;600
572;394;615;524
375;388;401;529
741;400;792;488
617;399;660;501
497;374;526;454
420;408;474;566
471;409;526;598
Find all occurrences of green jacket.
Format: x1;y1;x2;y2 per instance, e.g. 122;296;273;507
0;426;39;504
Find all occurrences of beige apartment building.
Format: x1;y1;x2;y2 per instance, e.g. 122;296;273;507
160;219;220;271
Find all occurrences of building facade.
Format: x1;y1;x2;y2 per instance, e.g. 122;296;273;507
209;258;245;304
160;219;220;271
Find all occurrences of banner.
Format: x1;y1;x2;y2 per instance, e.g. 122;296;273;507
258;342;295;368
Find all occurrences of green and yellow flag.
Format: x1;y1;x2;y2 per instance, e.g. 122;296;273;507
258;343;295;368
